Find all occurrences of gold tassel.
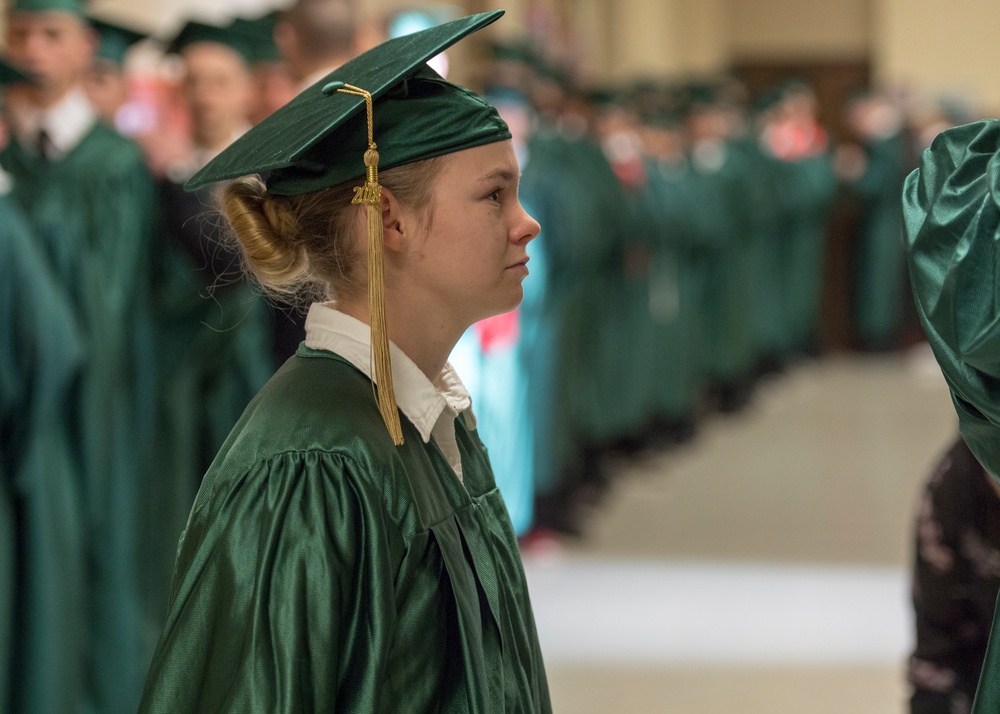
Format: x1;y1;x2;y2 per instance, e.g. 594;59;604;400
334;82;405;445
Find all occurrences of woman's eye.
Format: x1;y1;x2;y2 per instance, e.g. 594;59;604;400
488;189;501;202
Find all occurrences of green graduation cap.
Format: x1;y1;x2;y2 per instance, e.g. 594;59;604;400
166;20;256;66
228;12;282;65
9;0;83;14
90;17;147;66
189;9;510;447
0;57;31;86
187;9;508;194
903;118;1000;480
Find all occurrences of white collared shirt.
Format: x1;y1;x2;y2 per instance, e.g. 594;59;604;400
303;302;476;481
7;85;96;161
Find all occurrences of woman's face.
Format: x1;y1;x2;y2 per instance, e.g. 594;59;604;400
401;139;540;327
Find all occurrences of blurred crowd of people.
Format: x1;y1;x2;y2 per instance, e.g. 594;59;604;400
0;0;991;711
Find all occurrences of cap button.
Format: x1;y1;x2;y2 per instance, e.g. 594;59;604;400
322;80;346;96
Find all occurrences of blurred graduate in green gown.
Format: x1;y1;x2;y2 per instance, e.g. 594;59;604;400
844;90;908;350
761;82;837;357
83;15;146;128
636;99;700;438
0;56;86;714
521;73;632;533
149;19;274;629
903;119;1000;713
592;90;660;448
1;0;159;709
685;83;757;410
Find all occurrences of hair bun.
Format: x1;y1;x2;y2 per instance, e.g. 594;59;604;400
221;176;309;296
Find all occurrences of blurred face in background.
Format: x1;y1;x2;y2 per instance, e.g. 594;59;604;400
85;59;128;124
639;124;685;162
6;11;95;106
181;42;252;147
687;106;729;142
249;62;296;125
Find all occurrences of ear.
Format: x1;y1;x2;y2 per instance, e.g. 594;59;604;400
380;186;407;253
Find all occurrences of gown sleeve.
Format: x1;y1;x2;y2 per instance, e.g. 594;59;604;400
903;119;1000;714
903;120;1000;478
138;451;399;713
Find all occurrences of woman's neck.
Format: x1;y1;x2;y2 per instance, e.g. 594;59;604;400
336;297;464;382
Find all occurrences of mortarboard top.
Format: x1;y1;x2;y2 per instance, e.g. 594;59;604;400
166;20;256;66
228;13;282;65
0;57;31;86
90;17;148;66
9;0;84;14
187;9;509;195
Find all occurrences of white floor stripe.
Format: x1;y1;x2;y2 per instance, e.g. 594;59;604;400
523;559;912;666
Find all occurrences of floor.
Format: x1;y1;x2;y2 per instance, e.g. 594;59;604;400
522;348;958;713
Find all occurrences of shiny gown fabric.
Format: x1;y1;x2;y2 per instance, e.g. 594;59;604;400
138;346;551;713
902;118;1000;714
1;193;84;714
2;124;158;713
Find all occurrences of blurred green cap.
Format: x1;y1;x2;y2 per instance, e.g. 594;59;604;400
166;20;255;65
90;17;147;66
9;0;84;15
228;12;282;65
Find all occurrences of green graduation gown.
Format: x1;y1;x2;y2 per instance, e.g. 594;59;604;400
1;190;84;714
902;119;1000;713
854;131;907;349
518;128;619;490
138;346;551;713
146;179;273;627
688;138;752;388
640;156;698;421
1;122;158;713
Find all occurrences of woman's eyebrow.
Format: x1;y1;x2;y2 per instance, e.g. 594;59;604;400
479;167;518;183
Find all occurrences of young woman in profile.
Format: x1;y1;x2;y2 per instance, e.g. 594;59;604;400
137;11;552;713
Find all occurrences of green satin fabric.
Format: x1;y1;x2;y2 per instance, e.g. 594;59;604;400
903;119;1000;483
775;151;837;353
856;133;907;348
902;118;1000;713
1;125;158;713
139;347;551;713
640;157;699;419
688;140;755;384
1;193;84;714
144;181;273;632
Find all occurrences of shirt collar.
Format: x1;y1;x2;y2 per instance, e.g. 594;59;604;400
303;302;476;442
9;86;96;160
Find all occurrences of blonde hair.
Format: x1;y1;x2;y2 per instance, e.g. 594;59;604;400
220;157;443;305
